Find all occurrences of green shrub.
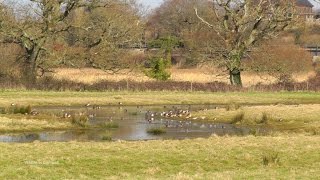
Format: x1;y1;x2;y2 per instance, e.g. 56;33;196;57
144;57;171;81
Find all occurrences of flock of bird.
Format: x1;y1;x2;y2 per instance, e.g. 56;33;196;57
144;108;225;130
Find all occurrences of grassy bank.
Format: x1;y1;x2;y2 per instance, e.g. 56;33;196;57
0;135;319;179
192;104;320;133
1;90;320;107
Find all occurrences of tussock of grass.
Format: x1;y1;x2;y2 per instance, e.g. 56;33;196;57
101;135;112;141
262;152;281;166
147;127;166;135
101;132;112;141
101;122;119;129
249;128;261;136
226;103;241;111
129;112;138;116
71;114;88;128
230;112;245;124
258;112;269;124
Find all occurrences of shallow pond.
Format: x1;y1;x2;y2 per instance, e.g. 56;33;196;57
0;105;268;142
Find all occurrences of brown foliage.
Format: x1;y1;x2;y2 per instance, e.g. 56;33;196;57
0;43;24;80
246;39;313;83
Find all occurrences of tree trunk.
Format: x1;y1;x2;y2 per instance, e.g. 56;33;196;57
23;47;40;89
23;59;37;88
229;68;242;86
228;50;243;86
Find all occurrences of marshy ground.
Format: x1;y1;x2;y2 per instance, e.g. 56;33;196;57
0;91;320;179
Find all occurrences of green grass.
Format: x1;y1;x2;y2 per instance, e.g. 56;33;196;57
0;90;320;107
0;135;319;179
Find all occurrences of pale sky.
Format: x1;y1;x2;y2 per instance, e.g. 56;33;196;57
138;0;164;9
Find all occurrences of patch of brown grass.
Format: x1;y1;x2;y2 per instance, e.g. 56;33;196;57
52;68;151;84
51;68;314;87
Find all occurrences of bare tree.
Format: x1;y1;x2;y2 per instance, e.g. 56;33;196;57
70;0;144;72
195;0;295;86
0;0;142;87
0;0;98;86
144;0;226;73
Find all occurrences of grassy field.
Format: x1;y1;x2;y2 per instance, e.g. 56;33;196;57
1;90;320;107
0;135;319;179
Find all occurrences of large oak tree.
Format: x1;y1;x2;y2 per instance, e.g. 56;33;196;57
195;0;296;86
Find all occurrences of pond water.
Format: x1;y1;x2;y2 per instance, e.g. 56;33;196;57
0;105;268;143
